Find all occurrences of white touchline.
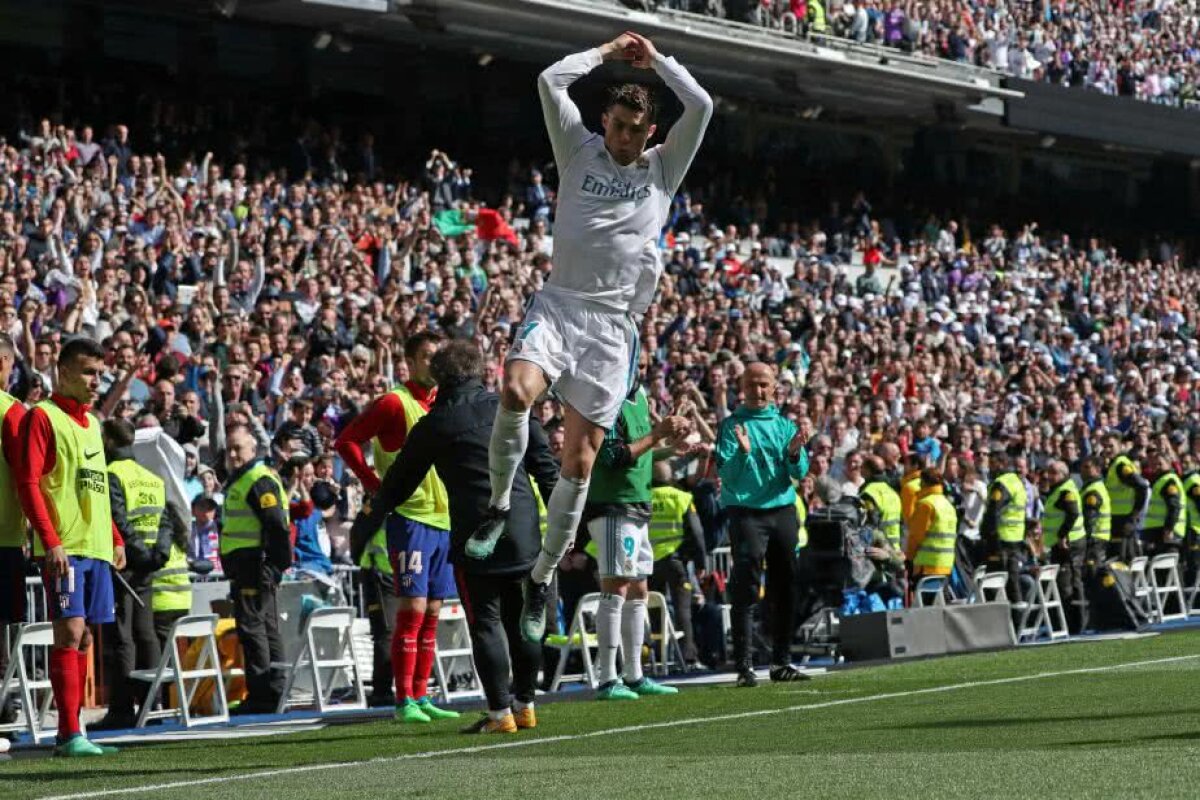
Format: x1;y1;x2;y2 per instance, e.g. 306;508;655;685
42;653;1200;800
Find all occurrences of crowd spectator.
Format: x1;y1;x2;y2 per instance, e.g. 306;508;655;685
668;0;1200;110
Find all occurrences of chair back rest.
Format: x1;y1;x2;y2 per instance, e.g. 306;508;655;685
170;614;218;640
16;621;54;648
1038;564;1059;584
439;600;467;623
645;591;669;612
1150;553;1179;570
305;606;355;631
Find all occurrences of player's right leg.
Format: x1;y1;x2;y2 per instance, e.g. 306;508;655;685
590;514;640;701
467;359;549;560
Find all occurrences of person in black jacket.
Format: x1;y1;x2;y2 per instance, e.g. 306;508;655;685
352;340;557;735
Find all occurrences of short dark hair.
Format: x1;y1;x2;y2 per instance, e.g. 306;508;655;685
58;337;106;367
920;467;943;487
404;331;442;361
430;340;484;388
606;83;656;123
102;418;135;449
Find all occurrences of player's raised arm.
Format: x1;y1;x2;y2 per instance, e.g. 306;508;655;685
538;34;640;169
629;32;713;194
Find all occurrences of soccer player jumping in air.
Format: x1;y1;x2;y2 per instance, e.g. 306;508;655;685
466;31;712;642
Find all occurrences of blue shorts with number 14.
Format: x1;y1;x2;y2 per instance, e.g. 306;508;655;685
386;516;456;599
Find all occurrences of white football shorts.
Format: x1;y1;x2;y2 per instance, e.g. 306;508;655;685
506;287;638;430
588;514;654;580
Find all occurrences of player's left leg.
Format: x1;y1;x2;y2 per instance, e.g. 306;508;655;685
520;404;605;642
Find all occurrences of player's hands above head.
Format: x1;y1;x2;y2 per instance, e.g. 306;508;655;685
625;32;658;68
601;33;640;61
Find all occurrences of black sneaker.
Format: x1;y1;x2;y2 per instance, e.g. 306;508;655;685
769;664;811;682
519;576;549;643
367;693;396;709
90;711;137;731
735;665;758;688
465;507;509;559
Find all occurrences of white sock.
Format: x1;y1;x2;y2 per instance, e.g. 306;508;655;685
621;598;647;685
488;707;512;721
596;593;624;686
530;475;589;585
488;406;530;510
513;699;533;712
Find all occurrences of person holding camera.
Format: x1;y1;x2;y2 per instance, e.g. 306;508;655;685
219;424;291;714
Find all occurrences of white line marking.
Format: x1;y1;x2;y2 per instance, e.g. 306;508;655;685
42;653;1199;800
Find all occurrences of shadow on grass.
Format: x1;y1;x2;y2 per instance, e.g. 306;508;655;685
870;708;1200;731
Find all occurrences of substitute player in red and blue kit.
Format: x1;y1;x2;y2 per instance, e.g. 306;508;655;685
335;332;460;724
15;338;126;757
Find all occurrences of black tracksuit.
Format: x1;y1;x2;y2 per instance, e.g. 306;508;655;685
353;379;558;712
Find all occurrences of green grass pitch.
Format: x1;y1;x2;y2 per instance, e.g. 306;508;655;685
5;630;1200;800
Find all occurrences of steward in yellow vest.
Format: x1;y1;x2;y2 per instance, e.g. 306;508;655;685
220;426;291;713
859;457;903;550
981;449;1031;603
1182;462;1200;586
906;470;958;578
1079;456;1111;574
1142;452;1184;559
1041;461;1088;633
1101;431;1149;562
95;419;191;729
647;463;706;666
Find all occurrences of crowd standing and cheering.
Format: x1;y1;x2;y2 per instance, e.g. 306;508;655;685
660;0;1200;108
3;40;1200;747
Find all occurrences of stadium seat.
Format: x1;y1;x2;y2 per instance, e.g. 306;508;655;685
645;591;686;676
976;573;1011;605
1185;566;1200;617
1148;553;1188;623
274;606;366;714
548;592;602;691
914;576;948;608
130;614;234;728
432;600;484;703
0;622;60;742
1129;557;1155;622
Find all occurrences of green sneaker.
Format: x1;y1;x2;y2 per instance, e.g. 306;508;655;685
594;681;639;701
519;577;549;643
627;677;679;697
465;507;508;559
416;697;460;720
394;698;432;724
54;736;115;757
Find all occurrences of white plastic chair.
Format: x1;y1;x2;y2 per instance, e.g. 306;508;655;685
0;622;58;742
274;606;366;714
131;614;232;728
432;600;484;703
1148;553;1188;623
645;591;686;676
1037;565;1070;641
976;573;1010;604
1129;557;1155;622
914;575;948;608
548;593;601;691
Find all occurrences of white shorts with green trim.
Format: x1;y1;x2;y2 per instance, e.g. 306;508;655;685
588;513;653;580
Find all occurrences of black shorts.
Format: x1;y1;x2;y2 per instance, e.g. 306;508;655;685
0;547;27;623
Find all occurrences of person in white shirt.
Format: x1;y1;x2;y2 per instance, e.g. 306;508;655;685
469;32;712;643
